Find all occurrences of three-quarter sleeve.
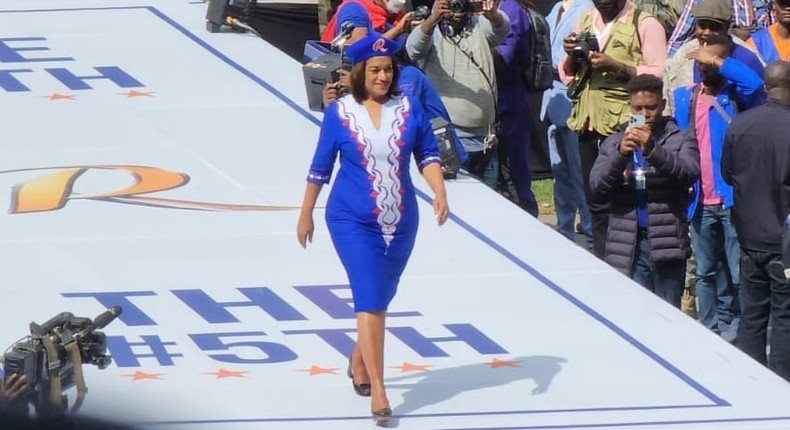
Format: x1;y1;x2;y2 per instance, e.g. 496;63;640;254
410;99;441;172
307;105;340;184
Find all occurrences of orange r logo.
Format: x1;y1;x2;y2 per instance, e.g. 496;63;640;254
2;165;299;214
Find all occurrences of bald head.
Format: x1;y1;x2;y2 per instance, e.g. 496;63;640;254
765;61;790;102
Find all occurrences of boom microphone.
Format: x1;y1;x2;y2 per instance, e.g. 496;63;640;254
92;306;123;330
330;21;355;50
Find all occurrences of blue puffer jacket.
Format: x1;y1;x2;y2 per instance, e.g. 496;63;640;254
590;119;700;274
672;57;765;220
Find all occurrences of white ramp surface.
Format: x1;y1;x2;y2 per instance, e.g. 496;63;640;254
1;1;790;429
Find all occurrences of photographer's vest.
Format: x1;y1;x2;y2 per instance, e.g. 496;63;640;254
567;6;647;136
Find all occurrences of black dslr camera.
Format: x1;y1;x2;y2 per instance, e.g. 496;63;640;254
414;5;431;20
449;0;484;13
2;306;122;416
571;31;599;64
566;31;600;99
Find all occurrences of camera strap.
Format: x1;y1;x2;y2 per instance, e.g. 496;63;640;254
443;31;499;147
65;341;88;413
41;336;63;408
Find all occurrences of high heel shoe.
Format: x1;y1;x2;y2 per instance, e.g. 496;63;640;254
372;406;392;423
347;359;371;397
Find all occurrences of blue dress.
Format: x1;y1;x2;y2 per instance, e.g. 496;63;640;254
307;94;441;312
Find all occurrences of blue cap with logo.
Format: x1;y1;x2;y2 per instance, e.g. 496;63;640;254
344;33;401;66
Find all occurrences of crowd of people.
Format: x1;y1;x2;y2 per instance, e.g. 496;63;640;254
303;0;790;421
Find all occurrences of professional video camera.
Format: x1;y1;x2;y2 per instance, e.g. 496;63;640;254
302;21;355;112
449;0;484;13
2;306;122;416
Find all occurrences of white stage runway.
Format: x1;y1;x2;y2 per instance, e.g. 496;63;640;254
1;1;789;429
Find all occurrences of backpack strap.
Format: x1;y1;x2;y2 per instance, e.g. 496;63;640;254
633;8;642;49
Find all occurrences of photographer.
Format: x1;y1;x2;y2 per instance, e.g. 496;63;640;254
589;74;699;308
559;0;667;258
406;0;510;188
321;0;412;44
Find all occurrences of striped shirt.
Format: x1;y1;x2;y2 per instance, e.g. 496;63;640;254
667;0;775;57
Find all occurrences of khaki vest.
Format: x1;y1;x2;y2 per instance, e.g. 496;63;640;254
567;6;646;135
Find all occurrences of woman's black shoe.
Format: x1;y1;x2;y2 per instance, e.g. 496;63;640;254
347;359;371;397
372;407;392;423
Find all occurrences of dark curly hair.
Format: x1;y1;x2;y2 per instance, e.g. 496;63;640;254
627;73;663;96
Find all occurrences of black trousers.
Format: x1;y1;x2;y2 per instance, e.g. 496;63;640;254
737;248;790;382
578;131;610;259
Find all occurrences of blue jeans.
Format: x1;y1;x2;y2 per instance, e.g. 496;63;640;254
690;205;741;337
737;248;790;382
631;235;686;308
462;137;498;189
548;124;592;247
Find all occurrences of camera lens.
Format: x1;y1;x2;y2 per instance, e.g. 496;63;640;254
414;5;430;20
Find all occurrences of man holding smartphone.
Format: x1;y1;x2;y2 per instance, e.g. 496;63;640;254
589;74;700;307
558;0;667;259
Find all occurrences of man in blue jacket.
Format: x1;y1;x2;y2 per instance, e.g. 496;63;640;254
673;34;765;339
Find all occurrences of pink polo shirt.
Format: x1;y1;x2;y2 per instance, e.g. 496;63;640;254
694;89;723;205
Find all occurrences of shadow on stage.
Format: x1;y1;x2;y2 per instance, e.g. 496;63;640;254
387;355;567;420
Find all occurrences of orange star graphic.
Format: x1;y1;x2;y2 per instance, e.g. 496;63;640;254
481;358;520;368
298;365;339;376
122;90;155;98
122;370;165;381
44;93;77;101
204;369;248;379
390;362;432;373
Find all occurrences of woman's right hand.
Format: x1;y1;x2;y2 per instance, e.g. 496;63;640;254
297;213;315;249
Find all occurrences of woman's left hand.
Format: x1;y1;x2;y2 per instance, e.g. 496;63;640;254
433;194;449;226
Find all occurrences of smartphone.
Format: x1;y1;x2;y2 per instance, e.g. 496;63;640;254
629;115;646;128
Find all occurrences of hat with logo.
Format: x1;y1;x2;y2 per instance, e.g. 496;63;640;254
344;33;400;66
691;0;733;23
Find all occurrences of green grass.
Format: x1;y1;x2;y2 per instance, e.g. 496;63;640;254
532;178;554;215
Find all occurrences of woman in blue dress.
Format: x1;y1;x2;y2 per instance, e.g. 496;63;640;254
297;34;448;422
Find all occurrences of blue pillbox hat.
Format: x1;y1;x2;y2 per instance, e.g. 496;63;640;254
344;33;401;66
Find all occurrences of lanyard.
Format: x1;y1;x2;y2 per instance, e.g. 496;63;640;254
632;148;648;229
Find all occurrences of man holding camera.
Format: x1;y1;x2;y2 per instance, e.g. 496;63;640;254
589;74;699;307
406;0;510;187
321;0;412;44
559;0;667;258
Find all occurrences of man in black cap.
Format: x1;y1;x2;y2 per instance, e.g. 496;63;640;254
721;60;790;382
663;0;763;115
